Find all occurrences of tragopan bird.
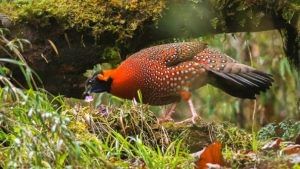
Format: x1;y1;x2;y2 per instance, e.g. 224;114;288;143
84;42;273;123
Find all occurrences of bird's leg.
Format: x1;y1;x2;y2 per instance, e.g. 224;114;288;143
187;98;200;123
158;103;177;123
176;91;200;124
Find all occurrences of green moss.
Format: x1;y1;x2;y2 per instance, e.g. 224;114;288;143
188;0;299;30
0;0;166;41
0;0;297;40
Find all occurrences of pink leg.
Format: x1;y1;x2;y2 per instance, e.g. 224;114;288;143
187;98;200;123
177;98;200;124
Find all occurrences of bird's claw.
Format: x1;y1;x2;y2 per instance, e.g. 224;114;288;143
157;116;175;124
176;115;200;125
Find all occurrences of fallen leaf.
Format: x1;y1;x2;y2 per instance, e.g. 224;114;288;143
280;144;300;164
262;138;282;150
281;145;300;155
196;141;223;169
289;154;300;164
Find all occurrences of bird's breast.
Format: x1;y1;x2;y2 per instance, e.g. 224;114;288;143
109;62;143;100
109;57;207;105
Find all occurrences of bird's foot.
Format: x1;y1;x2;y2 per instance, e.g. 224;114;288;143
176;114;201;124
157;116;174;124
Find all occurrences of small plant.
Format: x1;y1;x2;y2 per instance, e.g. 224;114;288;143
258;120;300;141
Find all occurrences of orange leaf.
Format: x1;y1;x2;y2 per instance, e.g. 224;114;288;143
196;141;224;169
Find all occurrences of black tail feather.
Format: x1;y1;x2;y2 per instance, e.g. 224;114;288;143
208;69;273;99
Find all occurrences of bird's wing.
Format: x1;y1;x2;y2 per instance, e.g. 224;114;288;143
164;42;207;67
139;42;207;66
195;48;266;75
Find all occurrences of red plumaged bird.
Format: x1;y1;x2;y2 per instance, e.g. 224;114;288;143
84;42;273;123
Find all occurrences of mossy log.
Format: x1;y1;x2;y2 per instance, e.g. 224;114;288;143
0;0;298;97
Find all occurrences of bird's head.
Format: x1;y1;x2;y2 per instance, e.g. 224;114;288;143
83;71;113;98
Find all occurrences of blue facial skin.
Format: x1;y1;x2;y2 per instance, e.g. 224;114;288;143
83;74;112;98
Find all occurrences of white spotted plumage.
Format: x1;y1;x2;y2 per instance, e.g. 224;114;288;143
108;41;270;105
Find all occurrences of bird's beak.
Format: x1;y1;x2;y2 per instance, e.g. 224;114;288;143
83;85;92;98
83;75;97;98
82;87;92;98
83;78;107;98
83;74;111;99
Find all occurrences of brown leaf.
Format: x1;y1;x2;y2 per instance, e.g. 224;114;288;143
262;138;282;150
281;145;300;155
281;144;300;164
196;141;224;169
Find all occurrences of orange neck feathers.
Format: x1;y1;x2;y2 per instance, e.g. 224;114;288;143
97;69;115;81
98;68;140;100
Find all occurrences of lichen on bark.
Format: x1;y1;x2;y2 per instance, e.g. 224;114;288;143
0;0;166;42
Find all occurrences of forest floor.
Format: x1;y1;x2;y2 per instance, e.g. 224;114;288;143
0;89;300;168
